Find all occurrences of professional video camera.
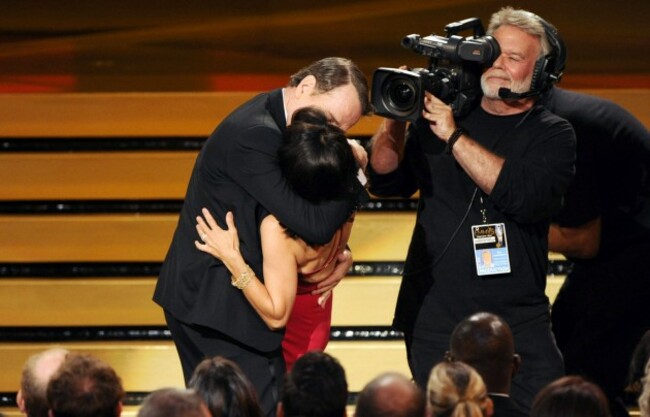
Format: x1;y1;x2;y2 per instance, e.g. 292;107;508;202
371;18;500;122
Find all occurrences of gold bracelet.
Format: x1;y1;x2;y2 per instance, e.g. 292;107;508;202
231;264;254;290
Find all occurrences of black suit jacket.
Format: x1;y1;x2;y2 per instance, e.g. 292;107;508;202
489;394;527;417
153;89;357;352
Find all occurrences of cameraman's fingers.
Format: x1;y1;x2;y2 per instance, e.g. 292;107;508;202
423;97;455;139
424;91;450;110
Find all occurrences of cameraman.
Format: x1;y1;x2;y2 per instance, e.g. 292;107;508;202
368;7;575;413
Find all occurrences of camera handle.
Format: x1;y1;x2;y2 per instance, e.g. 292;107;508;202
444;17;485;37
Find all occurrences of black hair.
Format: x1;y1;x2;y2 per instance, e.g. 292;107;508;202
281;351;348;417
188;356;262;417
279;107;360;205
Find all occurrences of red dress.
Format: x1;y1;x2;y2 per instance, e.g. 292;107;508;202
281;226;344;371
281;281;333;371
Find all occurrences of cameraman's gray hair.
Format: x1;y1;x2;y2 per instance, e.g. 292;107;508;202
487;7;552;58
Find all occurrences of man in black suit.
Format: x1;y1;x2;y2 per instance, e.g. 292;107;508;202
447;312;527;417
153;57;372;417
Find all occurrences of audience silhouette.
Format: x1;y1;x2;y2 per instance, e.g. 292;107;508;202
447;312;526;417
355;372;424;417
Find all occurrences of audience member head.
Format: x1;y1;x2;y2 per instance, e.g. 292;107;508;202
279;106;360;204
627;330;650;397
278;351;348;417
640;359;650;417
447;312;520;394
426;361;493;417
530;375;611;417
46;352;124;417
355;372;424;417
137;388;210;417
17;348;69;417
188;356;262;417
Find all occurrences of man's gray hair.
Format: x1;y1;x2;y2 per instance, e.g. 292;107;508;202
487;6;551;57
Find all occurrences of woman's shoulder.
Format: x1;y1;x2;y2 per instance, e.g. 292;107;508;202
260;214;306;254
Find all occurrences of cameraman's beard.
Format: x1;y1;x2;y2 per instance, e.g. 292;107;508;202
481;72;533;99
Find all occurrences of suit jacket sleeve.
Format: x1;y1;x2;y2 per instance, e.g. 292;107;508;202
227;123;357;245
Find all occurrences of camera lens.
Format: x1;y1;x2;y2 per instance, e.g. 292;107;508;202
385;77;417;111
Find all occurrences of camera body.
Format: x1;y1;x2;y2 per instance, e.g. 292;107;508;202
371;18;500;122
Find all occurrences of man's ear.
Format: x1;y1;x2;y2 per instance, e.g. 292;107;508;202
115;401;123;417
485;396;494;417
295;75;317;98
16;389;26;414
511;353;522;377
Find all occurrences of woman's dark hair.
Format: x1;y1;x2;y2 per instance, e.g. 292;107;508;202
188;356;263;417
279;106;360;204
530;375;611;417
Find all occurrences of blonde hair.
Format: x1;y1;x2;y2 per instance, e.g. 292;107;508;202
640;359;650;417
427;361;490;417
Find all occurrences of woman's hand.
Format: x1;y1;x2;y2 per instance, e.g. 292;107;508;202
195;209;241;264
347;138;368;170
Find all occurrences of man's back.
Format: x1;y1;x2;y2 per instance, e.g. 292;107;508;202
154;90;283;351
543;87;650;255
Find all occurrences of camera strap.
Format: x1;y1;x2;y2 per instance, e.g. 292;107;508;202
428;105;536;271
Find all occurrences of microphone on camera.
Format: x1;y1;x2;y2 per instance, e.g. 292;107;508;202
498;87;541;100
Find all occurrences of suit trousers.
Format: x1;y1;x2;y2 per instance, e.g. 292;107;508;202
164;310;285;417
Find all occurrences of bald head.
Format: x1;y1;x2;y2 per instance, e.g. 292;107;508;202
18;348;69;417
448;312;519;394
355;372;424;417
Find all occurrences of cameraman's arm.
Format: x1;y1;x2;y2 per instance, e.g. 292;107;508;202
423;92;504;194
369;118;407;174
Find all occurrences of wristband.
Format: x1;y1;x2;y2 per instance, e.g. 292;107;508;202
231;264;254;290
446;128;464;154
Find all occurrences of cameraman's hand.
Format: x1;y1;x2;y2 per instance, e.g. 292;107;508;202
422;92;456;142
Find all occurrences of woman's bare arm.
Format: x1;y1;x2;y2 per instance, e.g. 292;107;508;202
195;209;298;330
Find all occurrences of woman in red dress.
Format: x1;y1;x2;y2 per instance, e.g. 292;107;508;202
195;107;363;370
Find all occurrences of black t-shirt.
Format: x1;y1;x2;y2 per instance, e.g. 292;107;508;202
369;104;576;335
541;87;650;258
